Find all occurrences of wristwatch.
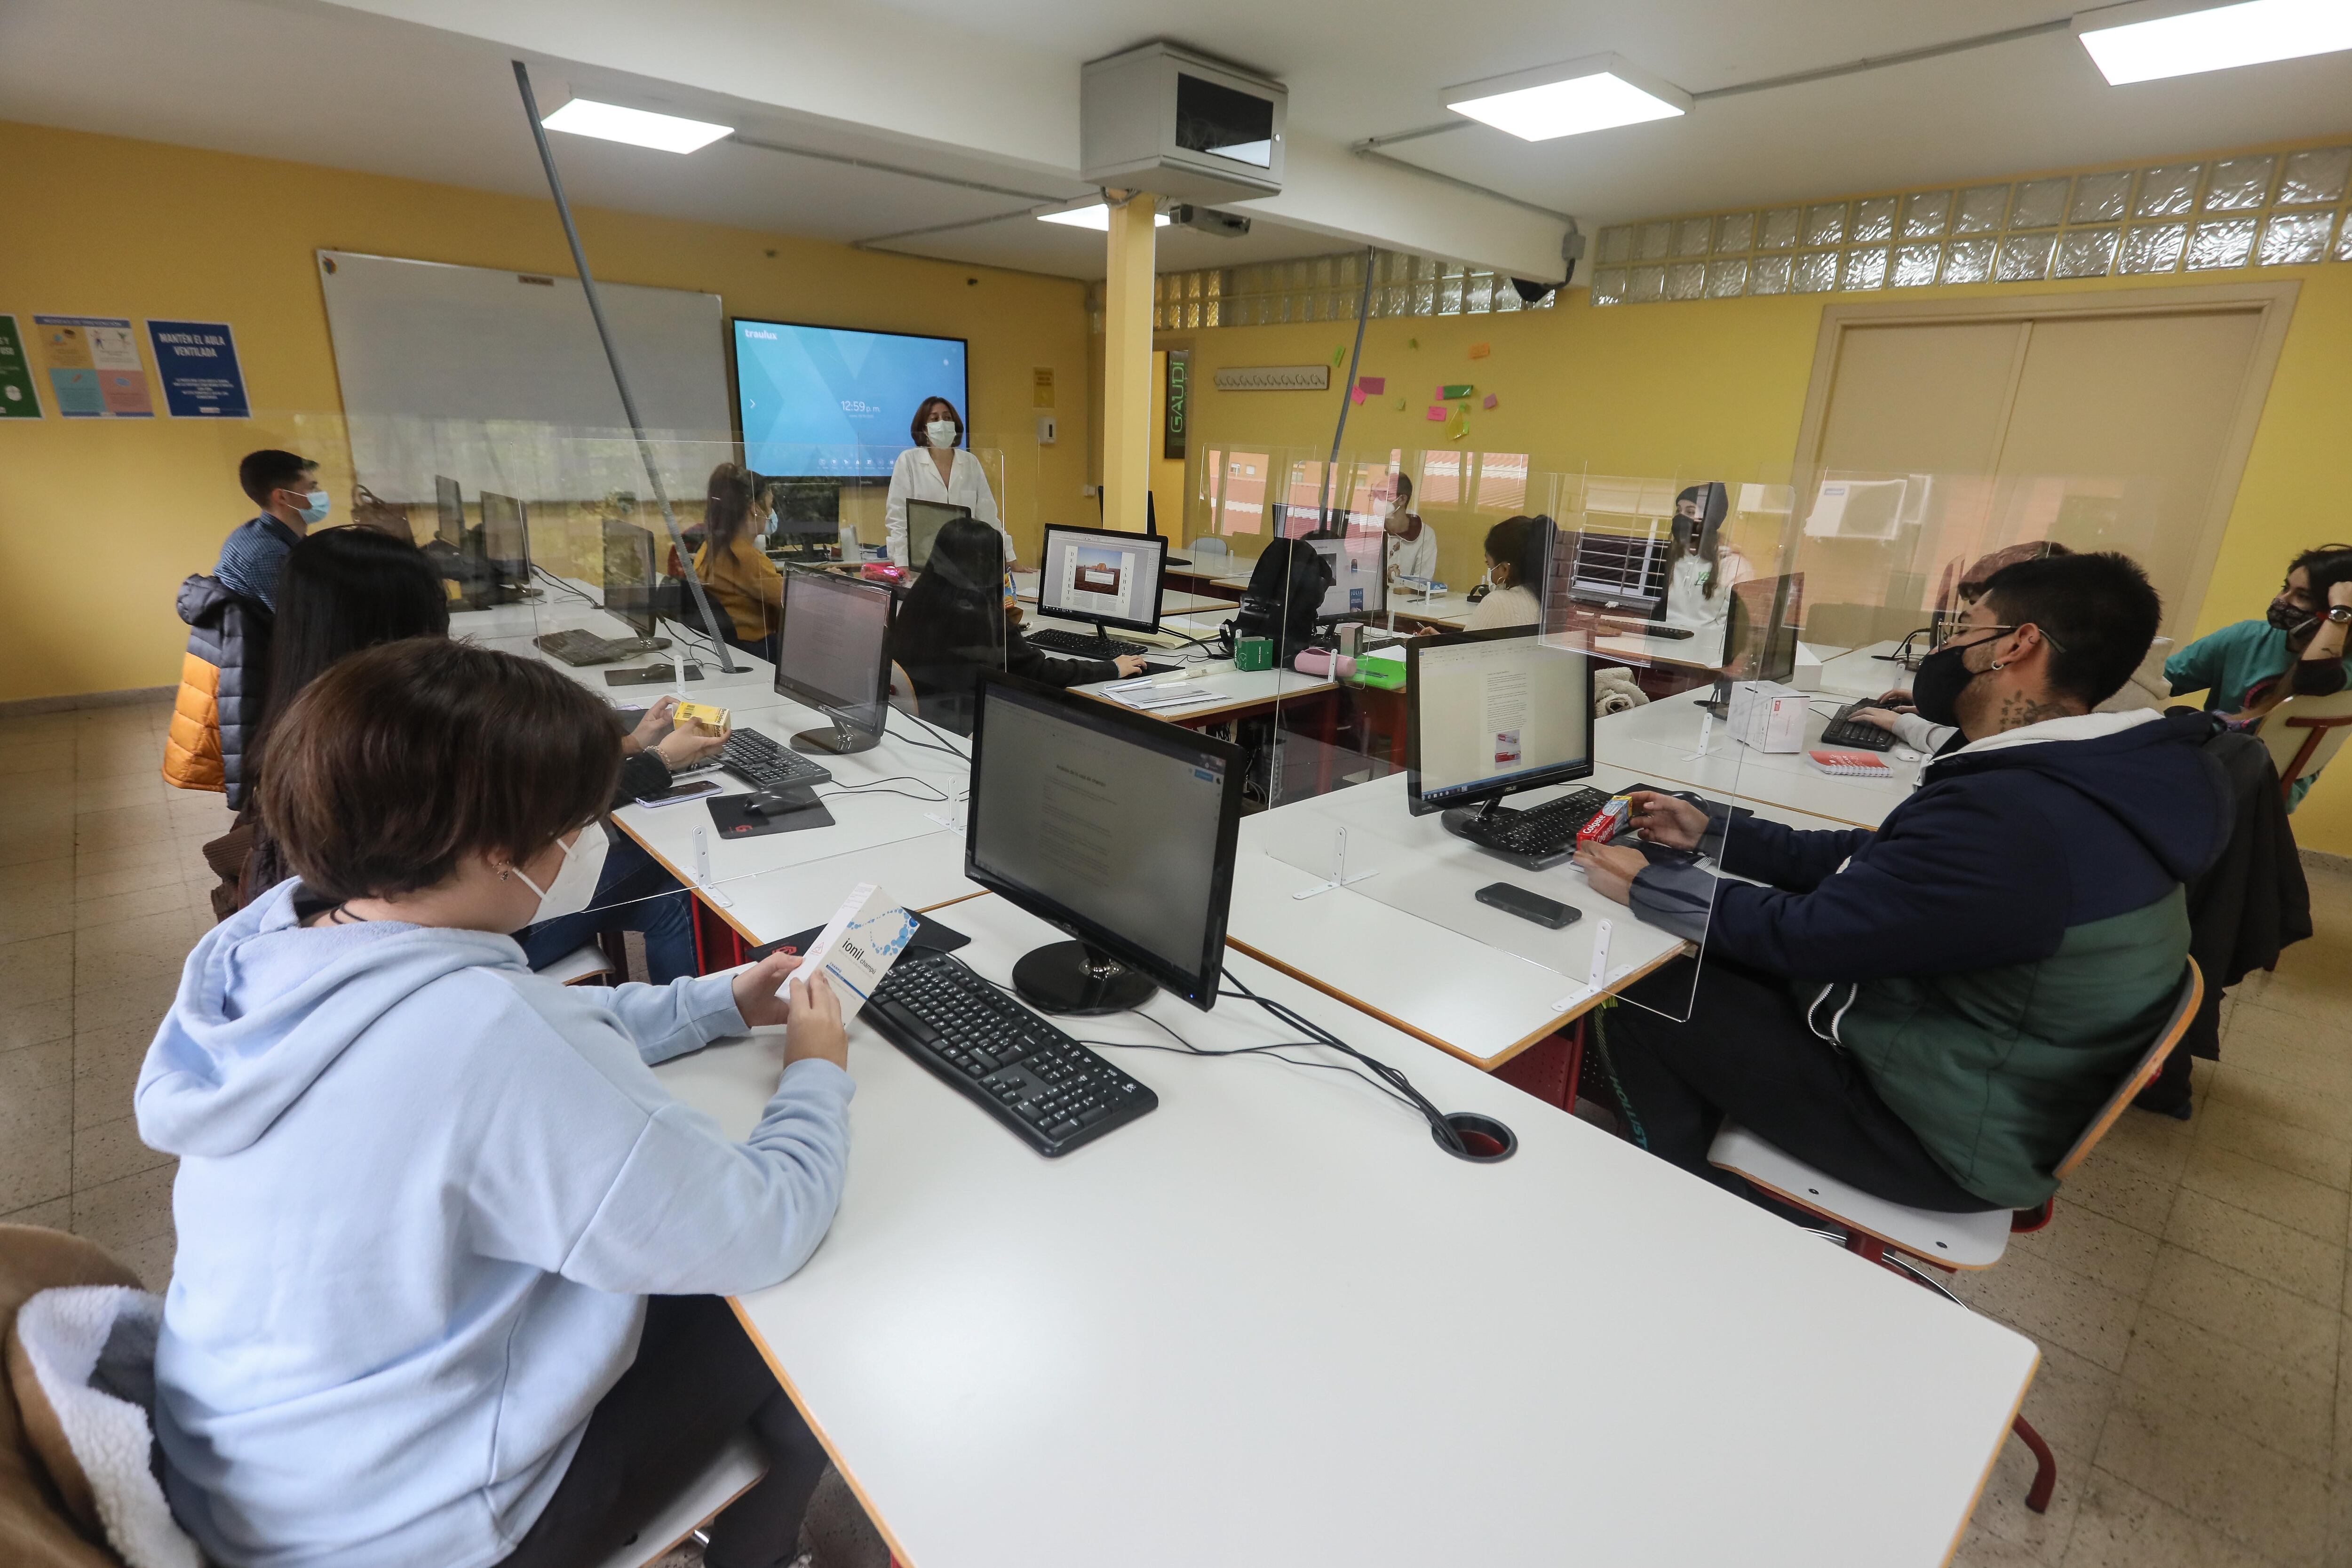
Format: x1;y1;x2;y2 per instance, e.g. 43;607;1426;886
2329;605;2352;624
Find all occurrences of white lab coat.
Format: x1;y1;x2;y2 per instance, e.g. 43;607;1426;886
885;446;1010;567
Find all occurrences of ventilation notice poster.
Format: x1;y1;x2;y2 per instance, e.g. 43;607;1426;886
33;315;153;417
0;316;39;419
146;319;249;418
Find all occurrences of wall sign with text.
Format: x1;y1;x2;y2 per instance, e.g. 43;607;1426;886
33;315;153;417
0;316;40;419
1163;348;1189;461
146;319;250;418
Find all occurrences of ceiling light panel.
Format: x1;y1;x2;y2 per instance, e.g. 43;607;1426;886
2075;0;2352;84
1037;204;1173;230
541;97;733;154
1443;53;1692;141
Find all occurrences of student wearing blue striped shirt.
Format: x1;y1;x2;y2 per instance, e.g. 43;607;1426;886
216;449;328;610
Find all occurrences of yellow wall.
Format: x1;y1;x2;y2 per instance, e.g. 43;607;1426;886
1165;224;2352;849
0;118;1091;702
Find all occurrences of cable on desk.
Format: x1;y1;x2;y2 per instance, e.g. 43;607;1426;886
887;708;971;761
531;566;601;608
815;775;948;804
1218;971;1472;1157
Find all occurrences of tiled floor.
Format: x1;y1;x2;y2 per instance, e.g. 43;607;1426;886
6;697;2352;1567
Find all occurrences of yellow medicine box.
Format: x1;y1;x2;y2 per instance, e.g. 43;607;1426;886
673;701;732;732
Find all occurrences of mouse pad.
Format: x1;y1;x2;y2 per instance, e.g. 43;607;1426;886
606;663;704;687
749;911;971;964
706;789;835;839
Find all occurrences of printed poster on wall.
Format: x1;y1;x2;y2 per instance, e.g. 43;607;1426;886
0;316;40;419
146;319;250;418
33;315;154;417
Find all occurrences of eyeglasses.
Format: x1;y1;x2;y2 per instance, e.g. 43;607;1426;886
1953;621;2068;654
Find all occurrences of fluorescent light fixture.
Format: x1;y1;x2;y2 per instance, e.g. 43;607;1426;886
2076;0;2352;83
1443;53;1691;141
1037;203;1173;230
541;96;732;154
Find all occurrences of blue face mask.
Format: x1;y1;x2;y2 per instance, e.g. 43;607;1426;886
291;488;329;525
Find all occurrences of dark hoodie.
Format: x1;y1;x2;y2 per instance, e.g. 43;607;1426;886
1631;709;2230;1208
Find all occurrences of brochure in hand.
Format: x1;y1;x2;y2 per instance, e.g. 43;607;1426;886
779;882;920;1022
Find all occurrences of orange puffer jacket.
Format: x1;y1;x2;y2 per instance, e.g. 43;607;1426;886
162;575;271;808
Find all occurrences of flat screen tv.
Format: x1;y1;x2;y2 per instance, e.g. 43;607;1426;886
732;318;969;479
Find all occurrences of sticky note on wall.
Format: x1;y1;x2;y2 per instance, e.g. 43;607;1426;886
1483;393;1498;409
1440;383;1475;399
1468;342;1491;359
1351;383;1366;405
1357;375;1385;394
1425;405;1448;421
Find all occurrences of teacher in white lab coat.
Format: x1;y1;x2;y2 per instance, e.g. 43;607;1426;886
885;396;1011;568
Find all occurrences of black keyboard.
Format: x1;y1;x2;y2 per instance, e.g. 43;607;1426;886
866;955;1158;1157
717;728;833;791
1820;700;1898;752
1027;628;1151;660
1596;618;1694;640
535;628;671;665
1446;786;1616;870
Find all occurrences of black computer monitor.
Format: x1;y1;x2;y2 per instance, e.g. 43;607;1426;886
433;476;464;549
776;568;895;755
1406;627;1596;818
905;499;969;571
1036;525;1168;636
1703;572;1805;715
480;491;529;583
602;516;657;638
967;671;1245;1013
1305;530;1386;621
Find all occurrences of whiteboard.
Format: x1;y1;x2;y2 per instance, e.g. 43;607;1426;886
318;249;731;503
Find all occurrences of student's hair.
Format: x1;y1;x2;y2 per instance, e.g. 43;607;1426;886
1670;486;1731;596
702;462;756;556
900;516;1008;629
262;529;451;726
910;397;963;449
1391;471;1414;507
261;640;620;903
891;518;1010;726
1957;540;2070;605
1483;515;1552;592
1977;551;2163;708
239;449;316;507
2288;543;2352;600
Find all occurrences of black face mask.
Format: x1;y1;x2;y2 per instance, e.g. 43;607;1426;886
2268;598;2314;635
1912;635;1999;727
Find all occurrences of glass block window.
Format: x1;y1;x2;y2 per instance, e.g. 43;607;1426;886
2119;224;2187;274
2187;217;2258;269
1674;217;1711;256
2070;171;2133;224
1628;265;1665;303
1665;262;1705;301
1152;248;1551;329
2011;178;2070;229
1901;191;1952;238
1583;140;2350;307
1592;269;1628;305
2203;156;2276;210
1891;243;1941;287
2280;147;2352;207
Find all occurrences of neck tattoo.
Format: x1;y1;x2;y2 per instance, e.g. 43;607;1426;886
1995;691;2071;732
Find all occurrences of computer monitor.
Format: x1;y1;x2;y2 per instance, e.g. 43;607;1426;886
1037;525;1168;636
479;491;529;583
776;568;895;755
433;476;463;549
1305;530;1385;621
905;499;969;571
1405;627;1596;817
1703;572;1805;715
1565;527;1670;619
602;516;657;638
967;671;1245;1013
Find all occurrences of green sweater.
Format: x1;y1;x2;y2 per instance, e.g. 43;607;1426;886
2167;619;2352;809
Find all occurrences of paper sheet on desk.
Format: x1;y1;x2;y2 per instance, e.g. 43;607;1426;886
1102;678;1224;712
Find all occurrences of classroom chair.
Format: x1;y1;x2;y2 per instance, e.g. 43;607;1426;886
587;1432;767;1568
2253;690;2352;804
1705;960;2202;1514
888;661;919;717
542;941;621;986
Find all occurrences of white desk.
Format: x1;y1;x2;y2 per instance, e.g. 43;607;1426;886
655;893;2036;1568
1225;766;1855;1067
1596;686;1920;830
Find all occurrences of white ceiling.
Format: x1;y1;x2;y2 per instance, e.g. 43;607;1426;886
3;0;2350;281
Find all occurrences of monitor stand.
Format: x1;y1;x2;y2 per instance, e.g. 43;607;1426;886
1700;675;1733;718
1013;940;1157;1015
791;708;882;756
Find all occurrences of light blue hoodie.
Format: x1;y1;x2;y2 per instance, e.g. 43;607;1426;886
135;882;854;1568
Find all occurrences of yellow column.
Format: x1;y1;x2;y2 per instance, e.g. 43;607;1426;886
1101;193;1158;534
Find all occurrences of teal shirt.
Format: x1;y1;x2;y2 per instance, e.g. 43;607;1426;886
2166;619;2352;809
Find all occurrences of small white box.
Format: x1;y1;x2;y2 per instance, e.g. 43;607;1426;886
1794;640;1830;692
1729;680;1806;753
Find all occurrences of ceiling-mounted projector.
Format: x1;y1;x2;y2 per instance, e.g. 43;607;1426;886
1170;204;1252;238
1081;42;1285;203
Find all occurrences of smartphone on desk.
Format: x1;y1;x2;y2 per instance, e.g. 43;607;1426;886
635;779;723;809
1475;882;1581;929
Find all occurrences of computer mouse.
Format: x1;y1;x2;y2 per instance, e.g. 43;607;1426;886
739;791;795;820
1467;583;1491;604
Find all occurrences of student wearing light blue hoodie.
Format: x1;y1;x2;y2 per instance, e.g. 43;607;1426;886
136;639;855;1568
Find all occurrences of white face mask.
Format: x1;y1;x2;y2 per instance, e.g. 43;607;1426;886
1376;499;1397;518
292;488;330;525
925;419;958;449
510;821;609;928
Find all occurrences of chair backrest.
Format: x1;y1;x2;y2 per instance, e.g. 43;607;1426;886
887;660;919;717
2051;958;2202;1180
2255;690;2352;792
